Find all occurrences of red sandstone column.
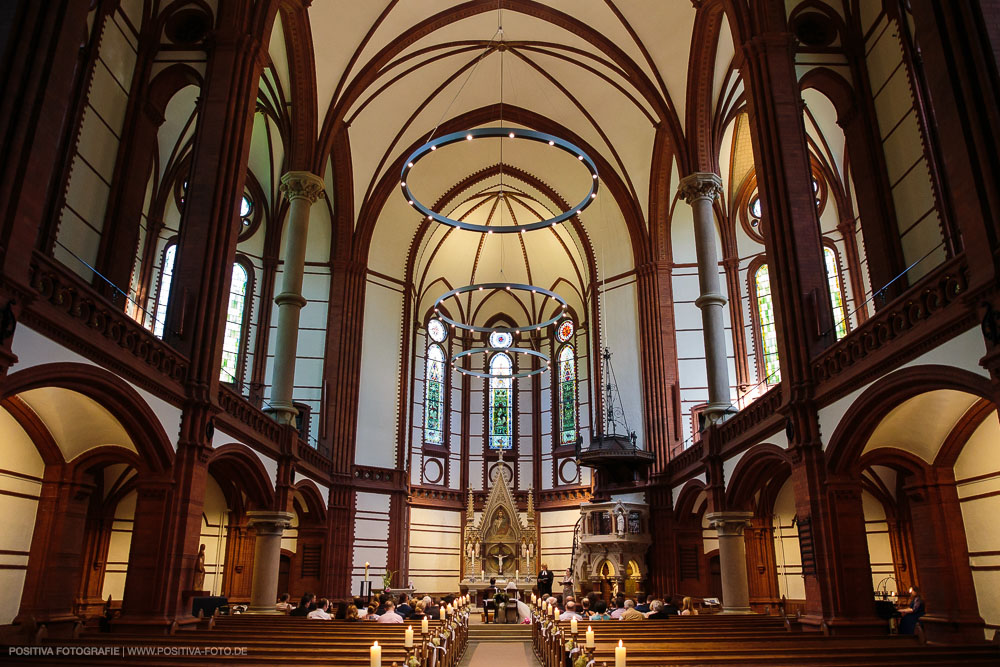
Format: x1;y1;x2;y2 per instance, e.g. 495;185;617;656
15;472;94;633
904;469;985;643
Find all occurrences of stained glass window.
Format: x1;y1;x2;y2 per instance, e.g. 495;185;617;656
824;247;848;340
153;244;176;339
754;264;780;384
489;330;513;349
558;345;577;445
428;318;447;342
488;352;513;449
425;343;446;445
220;263;249;384
556;319;574;343
239;194;253;230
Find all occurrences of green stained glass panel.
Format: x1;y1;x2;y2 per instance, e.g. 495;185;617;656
489;353;513;449
219;263;248;383
558;345;576;445
755;264;781;384
824;247;848;340
425;344;445;444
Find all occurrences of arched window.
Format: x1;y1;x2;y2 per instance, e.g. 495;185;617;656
220;261;251;384
753;263;780;384
424;327;447;445
557;345;577;445
152;243;176;339
488;352;513;450
824;246;849;340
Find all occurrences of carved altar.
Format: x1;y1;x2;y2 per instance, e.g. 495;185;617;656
460;453;537;586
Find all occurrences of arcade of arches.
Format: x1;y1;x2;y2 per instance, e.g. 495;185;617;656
0;0;999;645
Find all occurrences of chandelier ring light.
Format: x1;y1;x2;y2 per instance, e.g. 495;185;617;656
451;346;551;380
433;282;568;334
400;128;600;234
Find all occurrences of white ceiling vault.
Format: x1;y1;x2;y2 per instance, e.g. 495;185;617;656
262;0;740;326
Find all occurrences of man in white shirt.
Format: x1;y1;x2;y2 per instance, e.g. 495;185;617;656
558;601;582;621
376;601;404;623
307;598;332;620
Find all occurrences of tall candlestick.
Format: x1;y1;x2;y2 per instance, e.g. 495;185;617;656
370;641;382;667
571;617;578;634
421;617;429;634
405;626;413;647
615;639;626;667
586;626;595;648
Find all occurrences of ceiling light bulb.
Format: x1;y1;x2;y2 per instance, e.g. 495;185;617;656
591;193;596;199
467;134;473;140
409;200;414;205
548;140;554;146
578;155;583;160
592;174;597;179
508;132;515;138
408;162;414;168
428;215;433;220
430;146;436;151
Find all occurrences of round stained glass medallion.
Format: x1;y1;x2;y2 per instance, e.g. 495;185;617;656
556;319;574;343
428;319;447;342
488;331;513;349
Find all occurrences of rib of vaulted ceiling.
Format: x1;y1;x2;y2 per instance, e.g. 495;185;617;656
259;0;744;301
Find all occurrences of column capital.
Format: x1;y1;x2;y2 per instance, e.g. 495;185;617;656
279;171;326;203
705;511;753;536
678;172;723;204
246;510;294;536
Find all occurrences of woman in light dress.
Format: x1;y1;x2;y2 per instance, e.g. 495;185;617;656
680;596;698;615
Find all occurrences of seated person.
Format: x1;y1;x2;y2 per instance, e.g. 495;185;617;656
289;593;315;617
620;599;645;621
647;600;671;619
559;601;583;621
396;593;413;619
410;600;427;620
579;597;593;618
898;586;925;635
377;600;404;623
365;603;379;620
636;594;653;613
589;600;612;621
609;595;627;619
345;604;360;621
680;596;698;616
275;593;293;614
663;595;680;615
307;598;332;619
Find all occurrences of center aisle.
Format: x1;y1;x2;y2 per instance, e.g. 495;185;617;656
459;617;540;667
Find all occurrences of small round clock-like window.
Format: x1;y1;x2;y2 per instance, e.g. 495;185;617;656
556;319;574;343
488;330;513;349
427;318;447;342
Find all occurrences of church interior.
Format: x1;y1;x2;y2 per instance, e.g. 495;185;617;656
1;0;1000;664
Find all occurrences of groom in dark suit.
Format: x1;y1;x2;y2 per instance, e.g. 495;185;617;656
537;563;554;597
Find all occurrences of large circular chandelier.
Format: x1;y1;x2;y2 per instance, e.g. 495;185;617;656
400;127;598;234
433;283;568;334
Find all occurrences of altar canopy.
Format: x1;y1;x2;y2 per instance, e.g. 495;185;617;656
462;454;536;584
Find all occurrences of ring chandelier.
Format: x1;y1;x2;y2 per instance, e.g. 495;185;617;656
451;346;551;380
401;127;599;234
433;283;568;334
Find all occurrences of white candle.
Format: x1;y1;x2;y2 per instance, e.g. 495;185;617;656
586;626;595;648
365;562;370;583
550;604;557;618
447;603;453;616
370;641;381;667
615;639;626;667
516;569;519;580
531;593;537;604
481;569;485;581
439;606;446;620
404;626;413;647
571;617;578;634
421;617;429;634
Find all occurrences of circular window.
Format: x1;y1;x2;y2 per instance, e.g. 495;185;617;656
427;318;447;342
488;330;513;349
556;319;574;343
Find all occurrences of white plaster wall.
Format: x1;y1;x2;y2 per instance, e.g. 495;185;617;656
539;508;579;573
352;491;391;594
599;278;644;448
408;507;461;593
102;490;135;601
772;479;804;600
955;411;1000;638
0;408;44;623
354;281;403;467
201;475;230;596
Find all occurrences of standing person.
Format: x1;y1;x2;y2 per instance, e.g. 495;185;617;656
537;563;554;597
561;567;574;603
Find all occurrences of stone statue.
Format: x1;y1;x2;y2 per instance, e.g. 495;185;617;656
520;539;528;560
616;511;625;536
192;544;206;591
